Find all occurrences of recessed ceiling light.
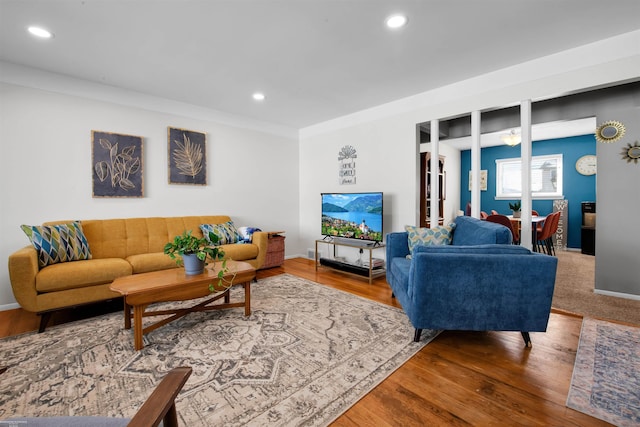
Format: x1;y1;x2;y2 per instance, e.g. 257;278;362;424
252;92;265;101
385;14;408;29
28;26;54;39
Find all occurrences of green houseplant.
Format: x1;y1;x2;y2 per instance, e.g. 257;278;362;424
163;230;229;290
509;201;522;218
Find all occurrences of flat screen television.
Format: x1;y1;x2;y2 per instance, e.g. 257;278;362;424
321;192;383;243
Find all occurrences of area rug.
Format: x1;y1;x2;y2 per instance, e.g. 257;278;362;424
566;317;640;426
0;274;439;426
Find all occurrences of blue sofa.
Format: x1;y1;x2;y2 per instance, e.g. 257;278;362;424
386;216;558;346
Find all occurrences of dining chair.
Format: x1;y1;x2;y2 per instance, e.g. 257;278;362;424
486;214;519;244
535;212;560;255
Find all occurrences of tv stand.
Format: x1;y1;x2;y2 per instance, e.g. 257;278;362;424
315;238;386;284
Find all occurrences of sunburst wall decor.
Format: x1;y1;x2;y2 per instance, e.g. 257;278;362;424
621;141;640;164
595;120;626;143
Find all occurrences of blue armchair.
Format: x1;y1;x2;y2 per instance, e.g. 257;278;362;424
386;216;558;346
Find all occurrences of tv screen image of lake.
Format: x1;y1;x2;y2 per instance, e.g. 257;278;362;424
324;212;382;234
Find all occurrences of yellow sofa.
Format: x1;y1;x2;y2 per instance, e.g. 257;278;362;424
8;215;267;331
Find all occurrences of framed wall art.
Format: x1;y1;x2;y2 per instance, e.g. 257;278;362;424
92;130;144;198
168;127;207;185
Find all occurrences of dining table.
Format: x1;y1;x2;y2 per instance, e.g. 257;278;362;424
507;215;547;250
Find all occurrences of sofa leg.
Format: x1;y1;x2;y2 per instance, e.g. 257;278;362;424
414;328;422;342
521;331;532;348
38;312;52;333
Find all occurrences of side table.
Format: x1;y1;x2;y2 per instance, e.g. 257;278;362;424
261;231;286;269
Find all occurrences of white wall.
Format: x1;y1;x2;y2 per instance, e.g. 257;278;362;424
595;106;640;297
300;30;640;295
0;83;300;308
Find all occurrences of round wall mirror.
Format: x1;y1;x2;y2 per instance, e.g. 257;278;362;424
595;120;625;143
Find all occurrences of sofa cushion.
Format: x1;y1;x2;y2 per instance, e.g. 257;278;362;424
200;221;240;245
219;243;259;261
21;221;92;267
413;244;533;256
452;216;512;245
127;252;177;274
36;258;132;293
405;223;455;254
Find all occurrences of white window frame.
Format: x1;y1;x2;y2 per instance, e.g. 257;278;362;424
495;154;564;199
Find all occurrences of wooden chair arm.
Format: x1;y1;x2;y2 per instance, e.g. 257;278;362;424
127;366;192;427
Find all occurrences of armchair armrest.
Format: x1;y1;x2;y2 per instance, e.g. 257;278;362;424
8;245;40;312
251;231;269;269
385;232;410;260
128;366;192;427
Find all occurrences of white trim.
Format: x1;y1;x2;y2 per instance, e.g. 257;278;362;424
594;289;640;301
0;303;20;312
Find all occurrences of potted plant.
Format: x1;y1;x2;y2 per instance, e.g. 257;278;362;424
509;201;522;218
164;231;228;289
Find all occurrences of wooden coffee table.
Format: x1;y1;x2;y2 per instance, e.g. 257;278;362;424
110;260;256;350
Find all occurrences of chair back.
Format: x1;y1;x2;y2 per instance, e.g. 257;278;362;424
486;214;518;244
537;212;560;241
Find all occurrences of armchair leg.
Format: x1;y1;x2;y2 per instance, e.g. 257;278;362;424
414;328;422;342
38;312;52;333
521;331;532;348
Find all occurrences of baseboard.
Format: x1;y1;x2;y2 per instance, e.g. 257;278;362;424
0;302;20;312
594;289;640;301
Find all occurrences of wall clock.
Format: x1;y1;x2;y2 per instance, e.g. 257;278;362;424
576;155;597;175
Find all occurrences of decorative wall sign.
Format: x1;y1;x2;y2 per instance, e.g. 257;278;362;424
595;120;625;143
168;127;207;185
92;130;143;198
338;145;357;185
621;141;640;164
552;199;568;251
468;170;487;191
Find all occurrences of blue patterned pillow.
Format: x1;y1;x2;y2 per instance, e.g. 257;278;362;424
237;226;262;243
200;221;240;245
21;221;92;267
405;223;456;254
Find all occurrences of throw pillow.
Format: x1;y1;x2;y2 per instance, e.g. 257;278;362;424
200;221;240;245
237;226;262;243
21;221;92;267
405;223;456;254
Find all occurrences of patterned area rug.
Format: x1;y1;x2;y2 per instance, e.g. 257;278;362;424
0;274;438;426
566;318;640;426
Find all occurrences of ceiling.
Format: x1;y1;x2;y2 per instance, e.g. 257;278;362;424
1;1;640;130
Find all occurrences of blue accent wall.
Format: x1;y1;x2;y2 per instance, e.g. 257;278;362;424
459;134;596;249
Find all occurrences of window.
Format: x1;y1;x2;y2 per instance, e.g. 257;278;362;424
495;154;563;199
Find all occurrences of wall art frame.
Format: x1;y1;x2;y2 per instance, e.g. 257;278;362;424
168;127;207;185
92;130;144;198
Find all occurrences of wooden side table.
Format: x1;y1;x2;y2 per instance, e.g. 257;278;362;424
261;231;285;269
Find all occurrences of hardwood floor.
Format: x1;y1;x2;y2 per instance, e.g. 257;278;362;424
0;258;612;426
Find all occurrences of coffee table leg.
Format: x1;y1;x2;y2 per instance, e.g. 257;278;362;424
133;305;144;351
244;281;251;316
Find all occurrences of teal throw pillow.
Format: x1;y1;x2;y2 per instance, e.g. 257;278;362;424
21;221;92;267
405;223;456;254
200;221;240;245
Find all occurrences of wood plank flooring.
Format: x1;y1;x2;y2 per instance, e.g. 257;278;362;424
0;257;612;426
